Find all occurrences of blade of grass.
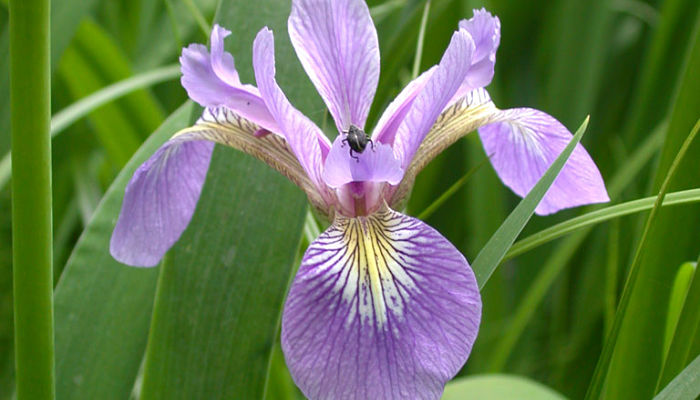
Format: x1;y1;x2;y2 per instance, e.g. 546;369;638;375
588;116;700;400
653;354;700;400
473;116;589;289
505;188;700;260
416;155;489;220
411;0;430;79
9;0;54;398
0;64;180;190
53;103;194;400
592;13;700;395
485;118;666;371
657;255;700;392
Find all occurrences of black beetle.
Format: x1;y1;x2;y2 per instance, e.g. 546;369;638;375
341;124;374;162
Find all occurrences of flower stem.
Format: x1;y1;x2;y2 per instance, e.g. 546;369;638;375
9;0;55;398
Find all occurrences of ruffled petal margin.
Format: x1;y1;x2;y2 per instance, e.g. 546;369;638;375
180;25;280;133
288;0;379;131
282;207;481;400
110;138;213;267
480;108;609;215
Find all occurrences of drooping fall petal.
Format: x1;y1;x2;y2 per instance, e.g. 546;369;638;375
282;207;481;400
110;138;213;266
479;108;609;215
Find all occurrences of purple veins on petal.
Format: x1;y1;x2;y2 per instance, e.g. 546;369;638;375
393;29;475;169
282;207;481;400
110;138;213;267
322;135;403;188
455;8;501;93
180;25;279;133
288;0;380;131
372;66;436;146
253;27;330;191
479;108;610;215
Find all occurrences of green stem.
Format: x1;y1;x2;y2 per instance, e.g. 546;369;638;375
10;0;55;399
411;0;430;79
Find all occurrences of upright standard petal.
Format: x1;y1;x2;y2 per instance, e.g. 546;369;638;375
454;9;500;94
110;138;213;267
282;207;481;400
322;135;403;188
372;67;435;146
253;28;330;192
480;108;609;215
393;30;475;169
180;26;280;133
289;0;379;131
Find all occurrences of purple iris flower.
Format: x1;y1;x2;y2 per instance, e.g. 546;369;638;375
110;2;608;399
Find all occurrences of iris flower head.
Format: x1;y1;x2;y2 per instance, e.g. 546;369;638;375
110;1;609;399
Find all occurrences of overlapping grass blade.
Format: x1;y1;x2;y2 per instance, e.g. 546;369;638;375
592;15;700;397
653;354;700;400
138;1;323;398
472;117;589;289
53;103;194;400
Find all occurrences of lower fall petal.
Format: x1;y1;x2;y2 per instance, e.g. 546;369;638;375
110;138;213;267
479;108;609;215
282;207;481;400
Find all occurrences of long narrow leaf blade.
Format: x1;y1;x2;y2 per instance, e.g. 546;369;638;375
54;102;195;400
472;117;590;289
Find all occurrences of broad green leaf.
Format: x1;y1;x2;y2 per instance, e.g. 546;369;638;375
442;374;566;400
54;102;195;400
654;354;700;400
597;17;700;399
472;117;589;289
658;257;700;392
138;1;322;398
139;147;307;400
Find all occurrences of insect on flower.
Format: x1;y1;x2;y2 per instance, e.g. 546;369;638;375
342;124;374;162
110;1;609;399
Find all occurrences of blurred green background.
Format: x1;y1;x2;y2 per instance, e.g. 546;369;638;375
1;0;698;398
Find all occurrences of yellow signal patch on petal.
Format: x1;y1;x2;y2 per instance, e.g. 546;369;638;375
319;207;421;331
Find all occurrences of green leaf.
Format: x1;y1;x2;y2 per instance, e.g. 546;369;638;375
442;374;566;400
54;102;195;400
654;354;700;400
505;188;700;260
139;147;307;400
0;0;101;155
662;262;696;361
657;257;700;392
594;16;700;399
138;1;322;399
472;116;589;289
57;20;165;167
0;64;180;191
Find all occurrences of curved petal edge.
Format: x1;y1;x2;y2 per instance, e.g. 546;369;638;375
479;108;610;215
282;207;481;400
110;138;213;267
